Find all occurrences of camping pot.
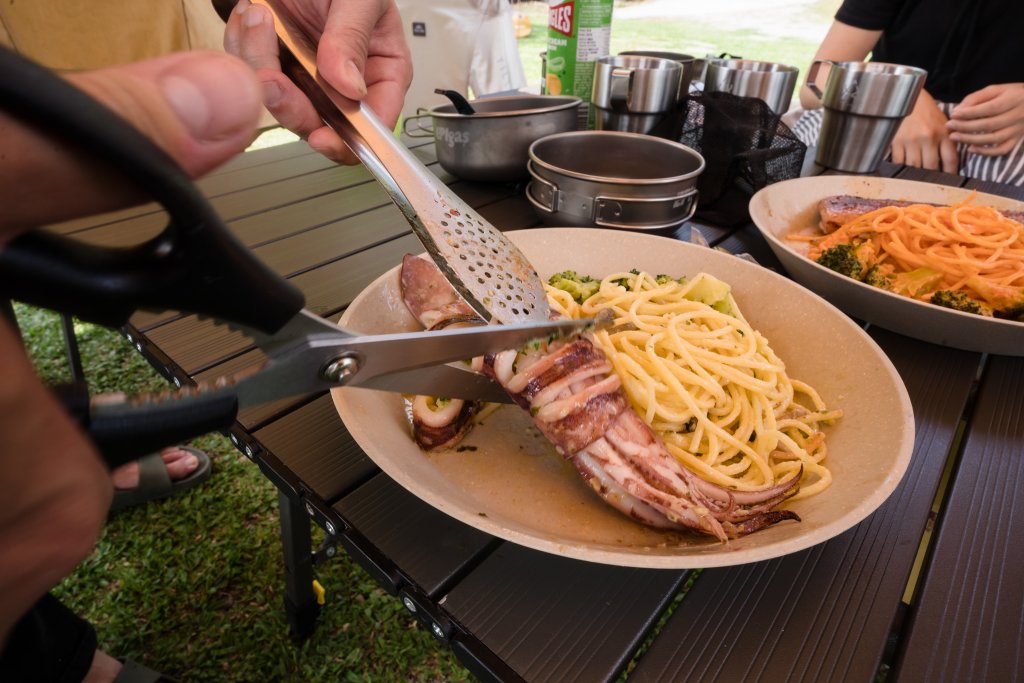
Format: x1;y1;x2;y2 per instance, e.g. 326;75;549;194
702;58;799;115
527;131;705;230
402;95;582;182
591;55;683;134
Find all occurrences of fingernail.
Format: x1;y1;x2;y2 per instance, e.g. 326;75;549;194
261;80;282;108
949;133;961;142
186;455;198;468
163;76;214;138
243;3;265;28
161;55;260;142
345;60;368;97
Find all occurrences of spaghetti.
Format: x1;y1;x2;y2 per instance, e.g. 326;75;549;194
799;195;1024;315
546;271;839;500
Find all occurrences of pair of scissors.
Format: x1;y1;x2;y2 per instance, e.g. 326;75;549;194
0;46;588;467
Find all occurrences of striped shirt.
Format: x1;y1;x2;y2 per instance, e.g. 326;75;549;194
792;106;1024;186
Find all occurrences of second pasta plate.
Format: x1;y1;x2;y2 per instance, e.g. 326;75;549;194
332;228;914;568
749;175;1024;355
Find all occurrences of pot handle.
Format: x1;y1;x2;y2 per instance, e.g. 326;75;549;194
594;188;699;230
401;108;434;138
526;161;559;213
805;60;833;100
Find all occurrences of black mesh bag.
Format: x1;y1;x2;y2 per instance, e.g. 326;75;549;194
649;91;807;226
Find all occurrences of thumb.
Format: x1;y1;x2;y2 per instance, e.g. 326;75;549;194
0;51;261;233
72;50;262;177
318;4;379;101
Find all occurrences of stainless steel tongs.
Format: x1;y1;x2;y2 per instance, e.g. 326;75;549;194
237;0;554;325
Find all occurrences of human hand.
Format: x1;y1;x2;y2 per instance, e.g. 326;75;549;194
0;316;113;645
223;0;412;164
947;83;1024;157
0;50;261;644
0;50;262;236
889;90;959;174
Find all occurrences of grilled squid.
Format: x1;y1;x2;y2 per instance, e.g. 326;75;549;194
400;255;485;450
484;339;800;540
400;255;801;540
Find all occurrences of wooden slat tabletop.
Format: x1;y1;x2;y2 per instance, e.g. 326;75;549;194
83;138;1024;682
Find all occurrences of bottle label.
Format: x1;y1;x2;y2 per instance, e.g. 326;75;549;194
546;0;612;101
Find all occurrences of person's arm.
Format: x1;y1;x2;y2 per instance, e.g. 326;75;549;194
799;20;880;109
0;317;111;645
223;0;412;165
0;50;262;647
947;83;1024;156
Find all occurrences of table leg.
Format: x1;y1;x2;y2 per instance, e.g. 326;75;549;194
278;489;320;641
60;313;86;382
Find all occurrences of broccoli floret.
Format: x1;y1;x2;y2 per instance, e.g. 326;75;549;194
965;276;1024;320
548;270;600;303
609;269;642;289
862;263;896;289
861;264;942;297
684;273;736;316
816;244;865;279
930;290;989;315
655;274;678;285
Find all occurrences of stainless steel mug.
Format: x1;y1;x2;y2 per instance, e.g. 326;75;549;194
702;58;800;115
591;55;683;134
806;60;927;173
618;50;698;102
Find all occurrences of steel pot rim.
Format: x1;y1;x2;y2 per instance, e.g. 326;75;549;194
427;95;582;120
528;131;706;186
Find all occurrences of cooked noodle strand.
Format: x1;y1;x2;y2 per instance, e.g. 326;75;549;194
547;272;838;500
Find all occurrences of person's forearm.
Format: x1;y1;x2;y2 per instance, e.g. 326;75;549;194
798;20;882;110
0;319;111;645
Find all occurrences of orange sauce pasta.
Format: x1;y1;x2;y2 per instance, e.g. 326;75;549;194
797;195;1024;314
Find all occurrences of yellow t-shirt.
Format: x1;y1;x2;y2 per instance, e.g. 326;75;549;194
0;0;226;71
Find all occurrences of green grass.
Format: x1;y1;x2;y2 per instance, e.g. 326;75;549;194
515;0;838;96
16;305;469;682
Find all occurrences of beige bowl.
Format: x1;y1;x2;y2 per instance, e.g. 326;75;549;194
333;228;914;568
749;175;1024;355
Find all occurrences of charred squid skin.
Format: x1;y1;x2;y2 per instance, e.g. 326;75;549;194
411;398;480;451
400;254;485;451
428;312;486;330
723;509;802;539
484;336;802;541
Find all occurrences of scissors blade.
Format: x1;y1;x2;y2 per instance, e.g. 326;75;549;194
353;364;513;403
233;314;594;408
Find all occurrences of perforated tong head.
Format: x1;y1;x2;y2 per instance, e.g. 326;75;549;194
226;0;552;324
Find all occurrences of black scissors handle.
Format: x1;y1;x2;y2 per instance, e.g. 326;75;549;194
0;45;303;333
0;46;309;464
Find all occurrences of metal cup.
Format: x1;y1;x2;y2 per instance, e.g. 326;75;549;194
618;50;698;102
702;58;800;115
807;60;927;173
590;55;683;134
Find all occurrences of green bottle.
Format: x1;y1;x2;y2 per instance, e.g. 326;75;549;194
545;0;614;102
